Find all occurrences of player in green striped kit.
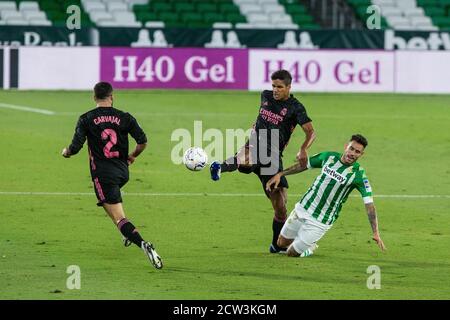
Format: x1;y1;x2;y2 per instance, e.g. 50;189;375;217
266;134;386;257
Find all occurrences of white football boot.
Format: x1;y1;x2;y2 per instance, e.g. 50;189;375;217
300;243;319;258
141;241;163;269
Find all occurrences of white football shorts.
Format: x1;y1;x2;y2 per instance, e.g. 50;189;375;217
280;206;332;254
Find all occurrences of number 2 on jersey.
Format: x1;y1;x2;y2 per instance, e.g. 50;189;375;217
101;129;120;158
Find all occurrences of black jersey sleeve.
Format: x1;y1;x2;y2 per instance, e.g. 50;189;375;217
261;90;272;104
295;103;312;126
128;114;147;144
68;116;87;155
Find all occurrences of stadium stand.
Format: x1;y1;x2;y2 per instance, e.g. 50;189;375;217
279;0;320;29
374;0;437;30
348;0;450;30
0;0;94;27
133;0;247;28
417;0;450;30
232;0;297;29
0;0;447;30
132;0;319;29
81;0;143;27
0;0;322;29
0;0;52;26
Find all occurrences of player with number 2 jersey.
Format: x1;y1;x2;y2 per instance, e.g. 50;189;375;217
67;102;146;204
61;82;163;269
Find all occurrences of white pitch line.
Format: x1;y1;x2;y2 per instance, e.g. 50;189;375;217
0;192;449;199
54;112;450;120
0;103;55;115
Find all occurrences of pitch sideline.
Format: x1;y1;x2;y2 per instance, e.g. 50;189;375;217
0;103;55;115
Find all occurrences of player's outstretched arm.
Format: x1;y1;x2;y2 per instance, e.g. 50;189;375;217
282;161;308;176
62;117;87;158
128;143;147;165
296;122;316;167
365;203;386;251
265;162;308;192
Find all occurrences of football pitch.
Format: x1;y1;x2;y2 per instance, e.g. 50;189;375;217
0;90;449;300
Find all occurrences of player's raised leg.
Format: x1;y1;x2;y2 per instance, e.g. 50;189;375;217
210;160;222;181
220;156;239;172
210;143;255;181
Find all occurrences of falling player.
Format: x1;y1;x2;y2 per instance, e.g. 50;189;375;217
210;70;316;253
266;134;386;257
61;82;163;269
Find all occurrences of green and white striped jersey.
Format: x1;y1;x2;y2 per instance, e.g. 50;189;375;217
295;151;373;225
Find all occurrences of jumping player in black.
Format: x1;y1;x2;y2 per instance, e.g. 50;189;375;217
210;70;316;253
62;82;163;269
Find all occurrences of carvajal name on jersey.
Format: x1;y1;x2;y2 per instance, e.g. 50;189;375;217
93;116;121;126
323;166;347;184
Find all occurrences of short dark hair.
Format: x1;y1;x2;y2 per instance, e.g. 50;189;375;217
351;134;368;148
94;82;113;100
271;70;292;86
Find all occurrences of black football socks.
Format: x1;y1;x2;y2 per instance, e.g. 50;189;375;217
272;215;287;251
117;218;145;247
221;156;238;172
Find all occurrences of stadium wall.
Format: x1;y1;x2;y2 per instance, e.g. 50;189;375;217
1;47;449;94
248;49;394;92
17;47;99;90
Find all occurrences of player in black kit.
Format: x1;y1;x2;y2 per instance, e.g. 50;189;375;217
210;70;316;253
62;82;163;269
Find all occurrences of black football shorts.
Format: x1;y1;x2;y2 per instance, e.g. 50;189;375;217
238;159;289;198
92;175;129;207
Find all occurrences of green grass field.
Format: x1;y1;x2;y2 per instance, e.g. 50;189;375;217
0;90;449;300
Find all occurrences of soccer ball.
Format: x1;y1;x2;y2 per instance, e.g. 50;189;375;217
183;147;208;171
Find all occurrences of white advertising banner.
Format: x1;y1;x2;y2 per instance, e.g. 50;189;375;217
8;47;450;93
249;50;395;92
18;47;99;90
395;51;450;94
